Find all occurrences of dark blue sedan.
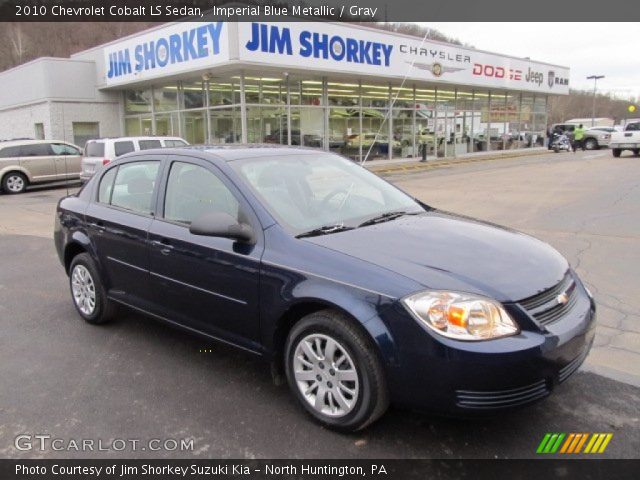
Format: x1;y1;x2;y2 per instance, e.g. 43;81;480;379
54;146;596;431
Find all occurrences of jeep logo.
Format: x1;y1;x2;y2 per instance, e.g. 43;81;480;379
525;67;544;86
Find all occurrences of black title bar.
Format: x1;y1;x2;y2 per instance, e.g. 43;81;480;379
0;0;639;22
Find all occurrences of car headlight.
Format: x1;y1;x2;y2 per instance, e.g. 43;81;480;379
402;291;519;341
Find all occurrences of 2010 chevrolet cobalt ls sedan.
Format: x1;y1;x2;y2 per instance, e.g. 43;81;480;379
54;146;596;431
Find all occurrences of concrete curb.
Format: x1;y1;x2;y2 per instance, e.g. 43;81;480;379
364;149;550;175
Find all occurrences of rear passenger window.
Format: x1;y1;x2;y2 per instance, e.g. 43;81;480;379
21;144;52;156
114;141;135;157
98;167;118;204
85;142;105;157
139;140;162;150
0;146;21;158
164;162;239;224
110;161;160;214
51;143;81;155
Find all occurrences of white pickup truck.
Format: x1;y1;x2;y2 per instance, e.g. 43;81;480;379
610;121;640;157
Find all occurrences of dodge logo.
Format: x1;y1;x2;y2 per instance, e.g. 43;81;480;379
548;70;555;89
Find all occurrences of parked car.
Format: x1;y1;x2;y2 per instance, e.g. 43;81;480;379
0;139;82;194
263;129;322;148
80;136;188;183
345;133;401;154
55;146;596;431
582;127;615;150
609;121;640;157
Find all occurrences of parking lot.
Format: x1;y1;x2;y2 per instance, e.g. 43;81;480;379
0;149;639;459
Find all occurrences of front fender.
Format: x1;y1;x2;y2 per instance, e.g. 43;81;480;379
259;266;400;367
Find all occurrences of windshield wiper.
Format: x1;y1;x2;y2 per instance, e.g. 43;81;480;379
358;211;413;228
296;224;354;238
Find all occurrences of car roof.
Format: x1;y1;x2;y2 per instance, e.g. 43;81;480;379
86;136;185;142
0;139;77;148
122;144;322;162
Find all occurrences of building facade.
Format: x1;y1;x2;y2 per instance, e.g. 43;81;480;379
0;22;570;160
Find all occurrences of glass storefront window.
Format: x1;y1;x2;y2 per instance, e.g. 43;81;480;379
392;109;414;158
121;70;545;159
361;83;389;108
182;81;205;110
247;106;286;144
154;84;179;112
209;107;241;144
209;78;238;106
473;91;491;152
125;90;152;114
182;111;206;144
328;81;359;107
329;107;359;159
290;107;325;148
155;112;180;137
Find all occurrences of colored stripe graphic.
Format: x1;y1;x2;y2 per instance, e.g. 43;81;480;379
537;433;565;454
538;433;612;454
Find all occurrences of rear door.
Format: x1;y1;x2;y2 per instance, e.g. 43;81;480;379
85;158;163;309
19;143;56;182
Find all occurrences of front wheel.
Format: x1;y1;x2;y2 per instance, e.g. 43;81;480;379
2;172;28;194
285;310;389;432
633;149;640;157
612;148;621;158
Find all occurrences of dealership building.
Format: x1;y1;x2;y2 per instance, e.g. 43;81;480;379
0;21;569;160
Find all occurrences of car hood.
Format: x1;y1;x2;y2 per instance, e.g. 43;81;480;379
306;211;568;302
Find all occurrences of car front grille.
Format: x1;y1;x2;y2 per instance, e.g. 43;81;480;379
517;272;578;327
455;379;550;410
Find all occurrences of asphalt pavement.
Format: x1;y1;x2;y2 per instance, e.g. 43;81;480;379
0;149;638;459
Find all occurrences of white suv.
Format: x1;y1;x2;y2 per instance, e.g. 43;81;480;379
80;136;188;182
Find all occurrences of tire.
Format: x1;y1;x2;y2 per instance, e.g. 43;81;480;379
612;148;621;158
633;149;640;157
2;171;28;194
284;310;389;432
69;253;116;324
583;138;598;150
553;147;559;153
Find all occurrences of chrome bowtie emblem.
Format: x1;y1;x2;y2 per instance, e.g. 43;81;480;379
556;292;569;305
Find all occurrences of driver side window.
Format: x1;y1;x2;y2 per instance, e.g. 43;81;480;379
163;162;239;225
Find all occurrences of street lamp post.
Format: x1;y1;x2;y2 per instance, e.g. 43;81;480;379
586;75;605;127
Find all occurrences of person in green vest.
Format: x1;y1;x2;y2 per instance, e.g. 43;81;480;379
572;124;586;152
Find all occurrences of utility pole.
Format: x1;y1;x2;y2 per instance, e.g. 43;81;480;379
586;75;605;127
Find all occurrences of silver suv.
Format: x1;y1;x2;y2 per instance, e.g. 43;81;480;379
0;140;82;194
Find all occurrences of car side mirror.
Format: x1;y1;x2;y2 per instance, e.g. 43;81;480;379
189;212;255;244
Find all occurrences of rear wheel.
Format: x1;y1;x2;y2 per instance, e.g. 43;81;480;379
285;310;389;432
69;253;116;324
612;148;621;158
633;149;640;157
584;138;598;150
2;172;28;194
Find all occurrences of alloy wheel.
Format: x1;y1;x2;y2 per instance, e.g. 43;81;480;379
293;333;359;417
5;175;25;193
71;264;96;315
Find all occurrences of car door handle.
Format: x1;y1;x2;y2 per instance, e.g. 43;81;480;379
89;221;105;232
151;239;174;255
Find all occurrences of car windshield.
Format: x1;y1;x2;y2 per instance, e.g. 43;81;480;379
230;153;424;235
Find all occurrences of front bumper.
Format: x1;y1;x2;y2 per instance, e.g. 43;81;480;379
382;283;596;414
